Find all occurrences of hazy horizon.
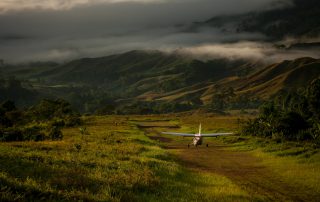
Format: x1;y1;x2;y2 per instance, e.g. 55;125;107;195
0;0;306;63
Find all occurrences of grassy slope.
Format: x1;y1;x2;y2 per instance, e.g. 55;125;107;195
227;58;320;99
0;115;251;202
46;54;320;103
28;51;255;102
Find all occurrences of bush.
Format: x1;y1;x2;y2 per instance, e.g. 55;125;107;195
0;100;16;112
275;112;309;140
241;118;273;138
296;129;313;141
29;99;76;121
22;126;45;141
50;119;65;128
0;111;12;127
5;110;23;125
48;126;63;141
0;100;79;142
0;127;23;142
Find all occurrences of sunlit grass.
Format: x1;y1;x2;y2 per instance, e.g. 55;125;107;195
0;115;254;201
1;114;319;201
219;135;320;199
253;149;320;196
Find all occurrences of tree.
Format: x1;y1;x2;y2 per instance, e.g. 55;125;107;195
0;100;16;112
30;99;75;120
275;112;309;140
49;126;63;140
211;93;226;110
307;78;320;120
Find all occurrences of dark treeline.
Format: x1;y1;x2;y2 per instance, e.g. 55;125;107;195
95;86;261;115
0;99;82;142
241;77;320;144
0;77;258;115
96;101;196;115
0;77;38;106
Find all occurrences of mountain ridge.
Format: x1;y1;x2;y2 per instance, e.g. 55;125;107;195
197;0;320;41
1;50;320;113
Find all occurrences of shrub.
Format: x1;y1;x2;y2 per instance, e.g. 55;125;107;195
241;118;273;138
0;127;23;142
48;126;63;141
74;143;82;152
22;126;45;141
275;112;309;140
307;78;320;120
50;119;65;128
0;111;12;127
0;100;16;112
29;99;76;121
296;129;313;142
5;110;23;125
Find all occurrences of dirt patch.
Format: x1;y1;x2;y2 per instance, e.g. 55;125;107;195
136;124;180;129
139;127;173;143
148;136;172;143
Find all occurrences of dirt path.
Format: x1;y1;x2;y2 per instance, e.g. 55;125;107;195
170;144;307;202
142;127;317;202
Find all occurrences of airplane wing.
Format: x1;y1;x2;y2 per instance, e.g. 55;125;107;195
162;132;195;137
201;133;233;137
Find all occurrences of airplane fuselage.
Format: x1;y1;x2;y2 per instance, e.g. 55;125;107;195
193;135;202;146
193;124;203;146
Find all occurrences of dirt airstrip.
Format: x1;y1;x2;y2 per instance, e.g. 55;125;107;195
139;125;318;202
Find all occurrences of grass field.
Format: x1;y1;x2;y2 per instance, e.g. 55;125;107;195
0;113;319;201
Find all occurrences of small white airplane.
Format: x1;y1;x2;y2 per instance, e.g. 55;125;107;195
162;123;233;147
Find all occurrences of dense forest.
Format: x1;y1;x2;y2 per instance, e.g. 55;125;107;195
241;77;320;144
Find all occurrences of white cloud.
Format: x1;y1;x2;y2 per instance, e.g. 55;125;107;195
0;0;292;14
176;42;320;63
0;0;167;13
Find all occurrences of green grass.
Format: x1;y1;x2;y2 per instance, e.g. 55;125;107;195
218;135;320;199
1;114;320;201
0;115;255;201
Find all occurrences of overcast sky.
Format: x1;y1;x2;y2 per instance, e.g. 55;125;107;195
0;0;303;63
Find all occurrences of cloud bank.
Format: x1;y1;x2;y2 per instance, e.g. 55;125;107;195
177;42;320;63
0;0;167;13
0;0;316;64
0;0;291;14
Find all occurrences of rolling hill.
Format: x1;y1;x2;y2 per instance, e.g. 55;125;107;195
36;50;256;97
2;50;319;113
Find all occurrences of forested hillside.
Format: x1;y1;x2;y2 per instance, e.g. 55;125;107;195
1;50;320;114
